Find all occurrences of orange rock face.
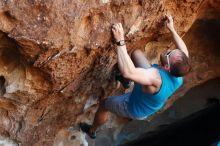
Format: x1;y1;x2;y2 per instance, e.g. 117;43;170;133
0;0;220;145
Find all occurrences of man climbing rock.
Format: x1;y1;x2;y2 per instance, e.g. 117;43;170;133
80;15;191;139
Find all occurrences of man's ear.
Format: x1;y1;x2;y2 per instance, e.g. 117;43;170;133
164;64;170;72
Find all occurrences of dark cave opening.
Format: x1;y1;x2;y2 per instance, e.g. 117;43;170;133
123;103;220;146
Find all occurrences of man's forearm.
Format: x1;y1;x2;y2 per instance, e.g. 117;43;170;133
170;29;189;57
117;45;136;77
111;22;137;77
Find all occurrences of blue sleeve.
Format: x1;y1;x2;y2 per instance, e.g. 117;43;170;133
173;77;183;90
178;77;183;86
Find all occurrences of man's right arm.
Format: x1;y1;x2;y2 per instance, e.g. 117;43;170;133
166;15;189;57
112;23;161;87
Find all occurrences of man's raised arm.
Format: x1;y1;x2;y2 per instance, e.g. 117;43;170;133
112;23;159;86
166;15;189;57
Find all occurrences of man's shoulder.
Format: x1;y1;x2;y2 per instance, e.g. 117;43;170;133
147;67;162;87
145;67;161;79
148;65;161;78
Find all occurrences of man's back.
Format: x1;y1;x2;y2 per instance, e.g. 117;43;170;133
128;64;183;118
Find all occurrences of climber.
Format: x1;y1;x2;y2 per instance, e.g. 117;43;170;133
79;15;191;139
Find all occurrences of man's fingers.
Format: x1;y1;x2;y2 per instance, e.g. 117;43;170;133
116;23;121;30
119;23;122;28
165;14;172;20
112;23;124;34
113;23;123;29
112;24;118;30
112;24;117;29
168;15;172;20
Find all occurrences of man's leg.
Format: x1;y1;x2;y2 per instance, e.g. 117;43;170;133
90;100;108;133
80;99;109;139
131;49;151;69
80;92;132;139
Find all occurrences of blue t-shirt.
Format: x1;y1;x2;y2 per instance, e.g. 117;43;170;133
128;64;183;118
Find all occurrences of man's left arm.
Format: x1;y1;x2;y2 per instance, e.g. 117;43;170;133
166;15;189;57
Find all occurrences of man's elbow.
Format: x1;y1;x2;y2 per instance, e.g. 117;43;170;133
186;51;189;58
180;46;189;57
184;50;189;58
122;72;130;79
122;69;136;79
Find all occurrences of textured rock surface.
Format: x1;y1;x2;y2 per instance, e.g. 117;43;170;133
0;0;219;145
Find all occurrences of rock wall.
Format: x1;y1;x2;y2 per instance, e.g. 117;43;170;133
0;0;219;145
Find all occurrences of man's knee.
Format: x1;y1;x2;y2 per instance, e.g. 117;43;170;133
131;49;143;60
99;99;108;111
131;49;151;68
